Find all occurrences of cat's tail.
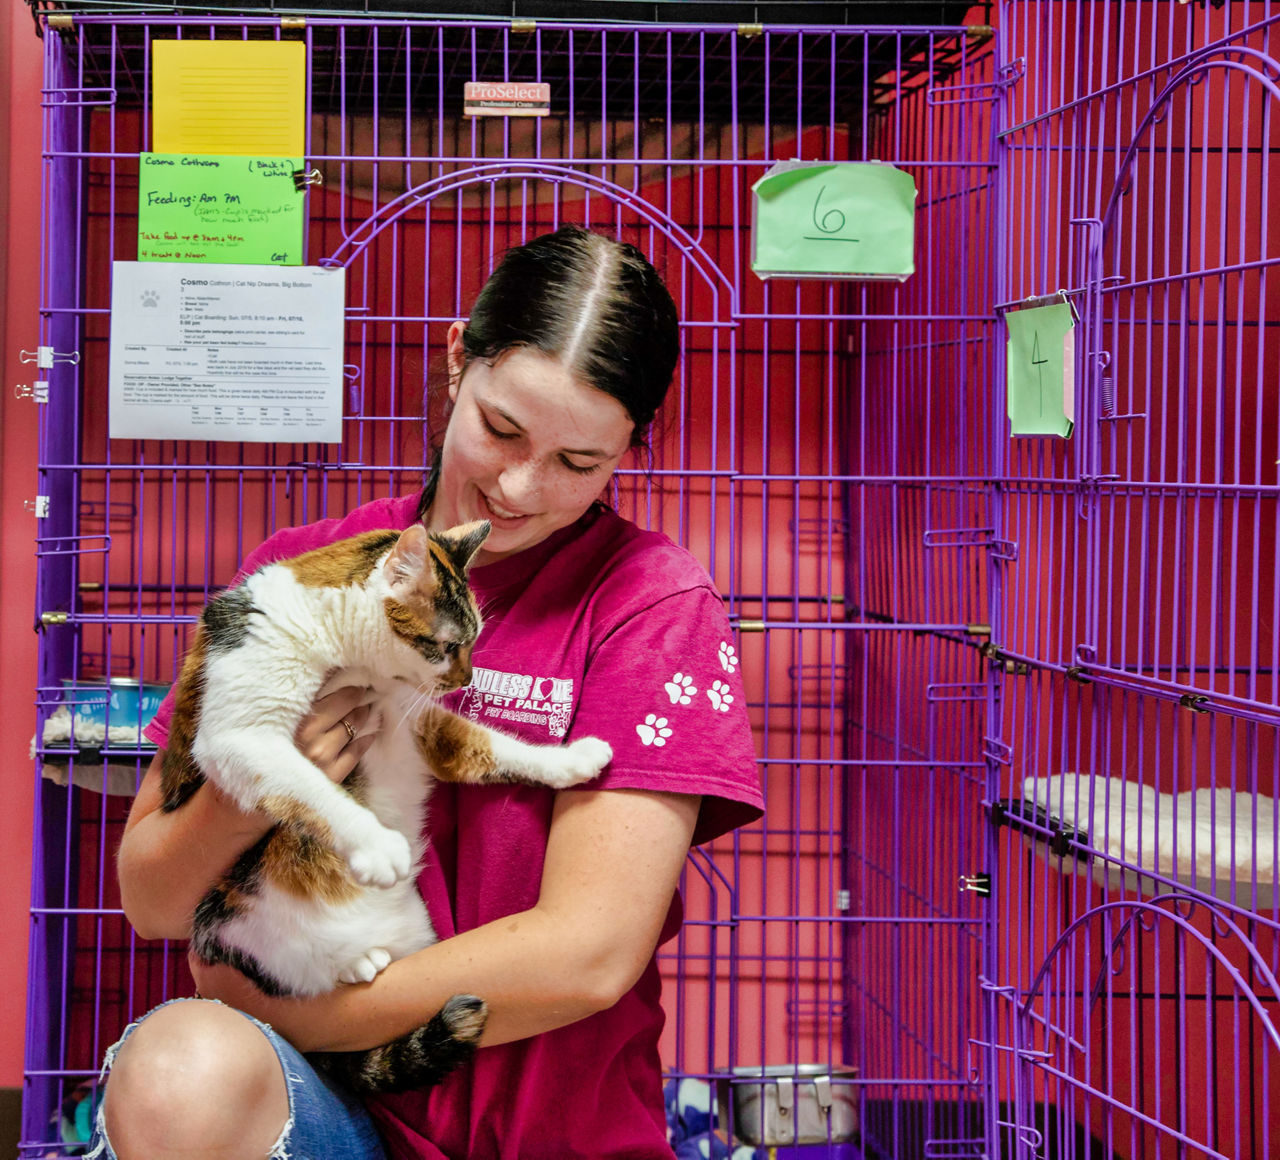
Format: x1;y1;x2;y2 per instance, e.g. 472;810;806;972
311;994;488;1096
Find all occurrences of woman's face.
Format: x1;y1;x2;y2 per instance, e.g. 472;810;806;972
429;322;634;563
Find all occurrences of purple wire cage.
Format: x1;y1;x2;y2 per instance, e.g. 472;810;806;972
22;2;1279;1157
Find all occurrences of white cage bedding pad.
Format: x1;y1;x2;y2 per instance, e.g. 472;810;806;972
1022;775;1277;895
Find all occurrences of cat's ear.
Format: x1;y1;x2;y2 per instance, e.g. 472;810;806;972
385;524;432;595
434;520;491;574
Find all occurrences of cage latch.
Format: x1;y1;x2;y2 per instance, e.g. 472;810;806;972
982;736;1014;765
958;872;991;897
1179;693;1210;714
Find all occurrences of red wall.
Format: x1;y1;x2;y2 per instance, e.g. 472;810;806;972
1;4;46;1088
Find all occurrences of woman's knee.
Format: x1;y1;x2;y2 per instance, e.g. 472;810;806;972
101;1000;289;1159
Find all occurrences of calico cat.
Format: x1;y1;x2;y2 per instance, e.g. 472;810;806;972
158;519;613;1093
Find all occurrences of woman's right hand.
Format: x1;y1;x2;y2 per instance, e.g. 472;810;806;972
294;682;377;785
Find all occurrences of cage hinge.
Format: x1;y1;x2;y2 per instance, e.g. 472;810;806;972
25;496;50;519
14;380;49;403
39;611;68;628
511;18;537;33
45;13;74;32
280;15;306;30
738;23;764;38
1179;693;1210;714
966;25;995;43
965;623;992;638
1064;665;1093;684
981;643;1028;675
959;872;991;897
991;798;1086;860
734;618;766;633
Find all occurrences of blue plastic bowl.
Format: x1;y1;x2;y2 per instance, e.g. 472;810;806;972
61;678;166;731
61;680;109;729
107;679;167;728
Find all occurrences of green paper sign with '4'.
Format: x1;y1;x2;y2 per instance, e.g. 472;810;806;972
751;161;917;281
1005;302;1076;439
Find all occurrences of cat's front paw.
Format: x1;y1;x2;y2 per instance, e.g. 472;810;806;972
345;828;413;888
544;736;613;788
338;947;393;985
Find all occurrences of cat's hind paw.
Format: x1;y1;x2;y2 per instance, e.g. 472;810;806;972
338;947;393;985
345;828;413;888
544;736;613;788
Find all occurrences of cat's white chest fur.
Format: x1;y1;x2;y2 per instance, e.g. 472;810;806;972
216;678;443;996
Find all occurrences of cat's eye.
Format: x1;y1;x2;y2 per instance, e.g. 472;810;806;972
443;641;460;657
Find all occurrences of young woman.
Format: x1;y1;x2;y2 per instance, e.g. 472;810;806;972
92;226;763;1160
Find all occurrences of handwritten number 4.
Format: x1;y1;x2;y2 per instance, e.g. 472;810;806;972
1030;331;1050;417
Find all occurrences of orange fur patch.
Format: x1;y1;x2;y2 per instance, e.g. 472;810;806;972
415;705;497;783
384;598;438;645
286;530;401;589
259;795;359;903
160;629;211;811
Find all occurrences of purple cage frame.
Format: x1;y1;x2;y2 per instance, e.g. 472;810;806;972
21;2;1280;1157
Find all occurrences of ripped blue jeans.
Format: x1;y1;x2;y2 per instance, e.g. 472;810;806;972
87;998;388;1160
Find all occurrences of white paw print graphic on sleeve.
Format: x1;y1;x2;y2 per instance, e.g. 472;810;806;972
706;680;734;712
717;641;739;673
663;672;697;705
635;714;673;747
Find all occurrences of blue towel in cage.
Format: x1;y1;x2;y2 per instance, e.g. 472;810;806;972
665;1078;765;1160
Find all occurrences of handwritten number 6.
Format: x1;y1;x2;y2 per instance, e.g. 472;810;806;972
811;185;846;235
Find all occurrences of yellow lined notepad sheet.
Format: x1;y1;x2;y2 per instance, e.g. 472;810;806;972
152;41;306;156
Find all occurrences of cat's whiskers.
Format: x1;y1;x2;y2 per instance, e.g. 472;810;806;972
394;682;442;734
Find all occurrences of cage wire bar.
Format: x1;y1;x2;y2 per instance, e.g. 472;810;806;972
989;3;1280;1160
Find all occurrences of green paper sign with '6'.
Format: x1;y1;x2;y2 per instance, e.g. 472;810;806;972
751;161;917;281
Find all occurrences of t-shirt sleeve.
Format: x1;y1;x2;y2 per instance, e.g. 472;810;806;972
567;585;763;846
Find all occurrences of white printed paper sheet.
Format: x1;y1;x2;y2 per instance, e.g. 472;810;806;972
108;261;346;443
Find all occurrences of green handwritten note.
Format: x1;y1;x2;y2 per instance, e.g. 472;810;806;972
751;161;916;281
138;153;305;265
1005;302;1075;438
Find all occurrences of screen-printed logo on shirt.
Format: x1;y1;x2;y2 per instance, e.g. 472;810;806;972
462;666;575;738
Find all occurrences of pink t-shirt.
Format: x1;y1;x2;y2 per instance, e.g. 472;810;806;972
143;492;763;1160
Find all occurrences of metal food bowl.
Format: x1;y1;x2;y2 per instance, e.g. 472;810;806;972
718;1064;859;1146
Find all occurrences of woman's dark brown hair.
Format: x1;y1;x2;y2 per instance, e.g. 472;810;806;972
418;225;679;519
